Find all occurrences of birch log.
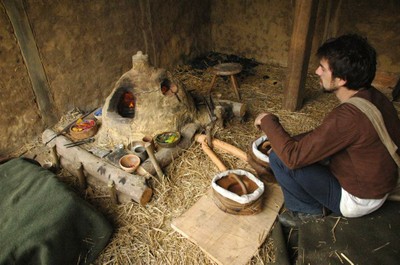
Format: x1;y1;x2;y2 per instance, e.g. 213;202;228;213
42;129;152;205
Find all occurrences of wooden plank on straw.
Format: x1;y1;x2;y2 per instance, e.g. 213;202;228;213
171;183;283;265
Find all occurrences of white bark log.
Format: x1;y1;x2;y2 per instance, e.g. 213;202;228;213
42;129;152;205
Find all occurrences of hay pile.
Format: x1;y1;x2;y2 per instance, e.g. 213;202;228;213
15;60;399;264
89;63;337;265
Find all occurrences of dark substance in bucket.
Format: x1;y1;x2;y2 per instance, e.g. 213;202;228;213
134;145;146;154
132;145;148;162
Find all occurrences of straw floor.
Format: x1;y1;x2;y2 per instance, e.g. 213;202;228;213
15;62;399;265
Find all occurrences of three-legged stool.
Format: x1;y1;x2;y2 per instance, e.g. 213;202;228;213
208;63;243;100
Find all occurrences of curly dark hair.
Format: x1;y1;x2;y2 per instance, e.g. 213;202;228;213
316;34;377;90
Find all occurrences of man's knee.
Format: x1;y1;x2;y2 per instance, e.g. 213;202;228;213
268;151;289;182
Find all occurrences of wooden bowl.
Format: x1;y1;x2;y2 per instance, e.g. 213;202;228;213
69;119;98;140
154;131;181;148
119;154;140;173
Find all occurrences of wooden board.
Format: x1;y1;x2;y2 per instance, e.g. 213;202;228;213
171;183;284;265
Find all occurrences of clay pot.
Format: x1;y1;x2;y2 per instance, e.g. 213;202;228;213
131;144;148;162
142;135;156;150
119;154;140;173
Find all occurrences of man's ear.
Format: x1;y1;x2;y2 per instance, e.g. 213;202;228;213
335;77;347;87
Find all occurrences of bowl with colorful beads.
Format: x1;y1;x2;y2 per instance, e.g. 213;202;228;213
69;118;98;140
154;131;181;148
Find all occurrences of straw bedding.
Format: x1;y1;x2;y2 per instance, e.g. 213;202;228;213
12;61;399;264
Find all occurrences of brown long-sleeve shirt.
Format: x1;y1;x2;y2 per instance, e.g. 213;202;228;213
260;87;400;199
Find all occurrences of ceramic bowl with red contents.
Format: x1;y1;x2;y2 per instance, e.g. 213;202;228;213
69;119;98;140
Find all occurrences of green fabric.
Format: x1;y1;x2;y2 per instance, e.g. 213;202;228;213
0;158;113;265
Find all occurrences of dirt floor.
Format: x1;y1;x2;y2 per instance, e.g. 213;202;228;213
12;60;400;264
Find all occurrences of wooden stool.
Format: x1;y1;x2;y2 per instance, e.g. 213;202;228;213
208;63;243;100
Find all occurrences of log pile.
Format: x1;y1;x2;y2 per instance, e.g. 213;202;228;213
42;123;201;204
42;129;152;204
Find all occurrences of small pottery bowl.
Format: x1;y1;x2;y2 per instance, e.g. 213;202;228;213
119;154;140;173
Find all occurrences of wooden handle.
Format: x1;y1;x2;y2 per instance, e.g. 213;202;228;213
144;142;164;178
227;173;248;195
201;139;227;171
195;134;248;162
261;141;271;149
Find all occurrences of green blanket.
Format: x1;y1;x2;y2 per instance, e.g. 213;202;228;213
0;158;113;265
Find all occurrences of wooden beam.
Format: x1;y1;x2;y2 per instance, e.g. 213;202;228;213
283;0;319;111
3;0;57;126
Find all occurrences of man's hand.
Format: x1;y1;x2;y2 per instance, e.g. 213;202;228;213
254;112;271;129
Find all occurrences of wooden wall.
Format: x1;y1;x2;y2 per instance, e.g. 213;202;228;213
211;0;400;75
0;0;399;154
0;0;211;154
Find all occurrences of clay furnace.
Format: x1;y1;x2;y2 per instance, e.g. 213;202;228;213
97;51;197;146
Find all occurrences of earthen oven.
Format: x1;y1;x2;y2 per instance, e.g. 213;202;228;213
97;51;197;146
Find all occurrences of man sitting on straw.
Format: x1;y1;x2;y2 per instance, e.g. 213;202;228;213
254;34;400;227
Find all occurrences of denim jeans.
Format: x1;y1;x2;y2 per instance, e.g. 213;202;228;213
269;151;342;215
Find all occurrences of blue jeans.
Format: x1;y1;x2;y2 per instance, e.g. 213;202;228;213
269;151;342;215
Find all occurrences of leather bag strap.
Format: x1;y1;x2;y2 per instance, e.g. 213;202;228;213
345;97;400;167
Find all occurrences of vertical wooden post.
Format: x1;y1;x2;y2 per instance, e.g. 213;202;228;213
77;163;87;190
3;0;57;126
283;0;319;111
51;145;60;170
108;180;119;205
